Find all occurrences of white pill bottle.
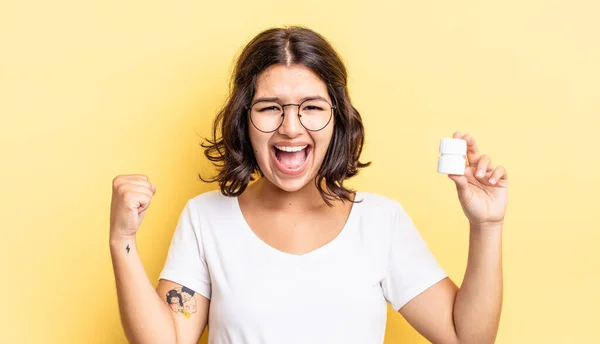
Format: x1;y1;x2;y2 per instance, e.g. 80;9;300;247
437;138;467;175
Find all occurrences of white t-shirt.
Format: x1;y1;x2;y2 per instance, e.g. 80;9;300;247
159;190;447;344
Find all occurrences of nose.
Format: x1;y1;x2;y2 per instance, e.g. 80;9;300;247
277;104;303;137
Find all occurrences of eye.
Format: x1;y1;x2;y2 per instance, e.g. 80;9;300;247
258;105;282;112
303;105;326;112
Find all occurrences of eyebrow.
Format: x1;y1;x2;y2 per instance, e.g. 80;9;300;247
251;95;328;105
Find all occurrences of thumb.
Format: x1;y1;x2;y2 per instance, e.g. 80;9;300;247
448;174;469;192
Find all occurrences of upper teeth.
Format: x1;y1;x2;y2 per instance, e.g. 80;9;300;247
275;145;307;152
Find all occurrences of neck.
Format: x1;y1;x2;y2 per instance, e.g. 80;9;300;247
249;177;330;212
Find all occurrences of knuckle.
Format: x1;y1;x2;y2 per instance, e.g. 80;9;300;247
117;189;127;199
112;175;123;187
123;192;141;203
117;184;131;197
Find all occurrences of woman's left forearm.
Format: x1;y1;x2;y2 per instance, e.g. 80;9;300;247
453;222;503;344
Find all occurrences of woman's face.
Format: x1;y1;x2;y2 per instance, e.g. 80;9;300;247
248;64;335;193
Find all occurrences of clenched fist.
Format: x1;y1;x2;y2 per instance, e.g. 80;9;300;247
110;174;157;240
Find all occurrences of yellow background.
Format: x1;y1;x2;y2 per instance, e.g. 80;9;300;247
1;0;599;343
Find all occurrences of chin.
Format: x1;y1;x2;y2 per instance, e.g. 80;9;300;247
271;176;314;193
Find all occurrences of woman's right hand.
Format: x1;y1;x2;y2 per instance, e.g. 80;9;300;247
110;174;157;240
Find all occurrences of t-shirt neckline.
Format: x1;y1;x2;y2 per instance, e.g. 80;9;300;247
231;192;363;263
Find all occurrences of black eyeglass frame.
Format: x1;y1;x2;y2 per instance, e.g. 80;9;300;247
246;98;336;133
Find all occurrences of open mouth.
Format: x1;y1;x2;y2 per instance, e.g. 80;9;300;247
272;144;311;175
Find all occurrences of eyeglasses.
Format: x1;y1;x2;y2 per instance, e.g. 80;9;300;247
247;97;336;133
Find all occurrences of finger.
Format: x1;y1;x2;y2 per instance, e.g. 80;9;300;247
463;134;481;166
488;166;508;185
123;184;154;199
113;175;150;188
124;185;154;212
120;174;149;181
453;131;462;139
125;179;153;190
474;154;493;180
448;173;469;195
448;173;468;187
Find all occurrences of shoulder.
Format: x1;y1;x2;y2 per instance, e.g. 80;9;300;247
355;191;407;216
186;189;235;214
355;191;418;236
355;192;426;252
352;192;420;257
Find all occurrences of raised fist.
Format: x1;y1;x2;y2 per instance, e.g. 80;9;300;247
110;174;156;240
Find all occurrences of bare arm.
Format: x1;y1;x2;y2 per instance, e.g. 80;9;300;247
452;223;502;343
156;279;210;342
399;223;503;344
110;174;209;344
399;132;506;343
110;237;178;343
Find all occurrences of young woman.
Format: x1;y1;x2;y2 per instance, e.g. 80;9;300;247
110;27;508;344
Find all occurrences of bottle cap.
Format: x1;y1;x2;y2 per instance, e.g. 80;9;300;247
439;138;467;155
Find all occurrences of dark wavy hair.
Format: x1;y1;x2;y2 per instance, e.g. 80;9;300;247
200;26;370;205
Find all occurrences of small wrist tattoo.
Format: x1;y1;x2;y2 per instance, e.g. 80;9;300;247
126;244;130;254
166;286;198;319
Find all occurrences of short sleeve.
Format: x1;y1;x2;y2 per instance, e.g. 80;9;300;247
158;200;211;300
381;203;447;311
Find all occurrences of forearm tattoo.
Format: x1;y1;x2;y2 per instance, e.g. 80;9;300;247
166;286;197;319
